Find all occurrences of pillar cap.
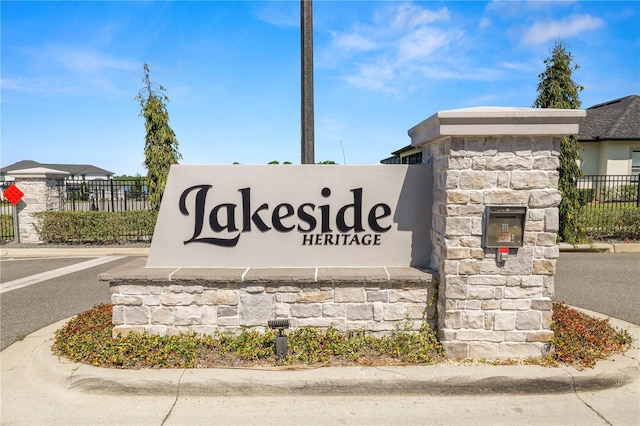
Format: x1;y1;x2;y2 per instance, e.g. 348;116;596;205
7;167;70;179
409;106;586;147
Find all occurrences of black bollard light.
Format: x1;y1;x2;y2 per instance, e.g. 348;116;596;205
267;319;290;359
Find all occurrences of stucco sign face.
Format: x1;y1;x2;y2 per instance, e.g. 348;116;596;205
147;165;432;268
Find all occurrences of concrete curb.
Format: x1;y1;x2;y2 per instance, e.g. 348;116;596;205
0;247;150;257
8;309;638;398
557;242;640;253
63;363;639;397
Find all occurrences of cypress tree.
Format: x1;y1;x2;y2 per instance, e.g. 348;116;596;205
136;64;182;211
534;40;586;244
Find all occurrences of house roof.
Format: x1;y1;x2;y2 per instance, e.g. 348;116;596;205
578;94;640;141
390;145;416;156
0;160;114;177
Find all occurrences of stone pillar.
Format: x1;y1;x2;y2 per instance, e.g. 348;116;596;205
10;169;68;243
409;107;585;359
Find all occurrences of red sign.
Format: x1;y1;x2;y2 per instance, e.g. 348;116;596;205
3;184;24;205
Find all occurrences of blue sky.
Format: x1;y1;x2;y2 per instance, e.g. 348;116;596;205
2;1;639;175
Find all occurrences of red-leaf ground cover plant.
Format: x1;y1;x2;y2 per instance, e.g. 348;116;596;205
550;302;633;368
52;302;632;370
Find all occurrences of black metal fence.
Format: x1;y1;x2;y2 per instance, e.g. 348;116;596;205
1;182;16;242
0;179;150;244
0;202;15;243
577;175;640;208
577;175;640;240
60;179;149;212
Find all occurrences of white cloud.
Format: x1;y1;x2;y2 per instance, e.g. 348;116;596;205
521;14;605;45
343;60;397;94
324;3;461;94
43;45;138;74
397;27;452;62
478;17;492;31
498;60;538;73
4;44;138;96
332;32;377;51
252;2;298;28
390;3;450;30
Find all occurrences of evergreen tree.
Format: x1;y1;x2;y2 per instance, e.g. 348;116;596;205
533;40;586;244
136;63;182;211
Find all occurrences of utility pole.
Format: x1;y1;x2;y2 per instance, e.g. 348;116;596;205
301;0;314;164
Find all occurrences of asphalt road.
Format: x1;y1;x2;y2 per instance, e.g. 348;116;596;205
555;252;640;325
0;256;134;351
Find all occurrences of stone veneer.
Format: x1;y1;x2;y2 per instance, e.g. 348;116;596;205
102;259;436;337
10;169;67;243
409;107;585;359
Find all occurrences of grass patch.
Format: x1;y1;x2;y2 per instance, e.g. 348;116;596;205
52;302;632;370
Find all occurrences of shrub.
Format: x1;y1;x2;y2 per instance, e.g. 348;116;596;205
577;188;594;206
578;206;640;240
53;303;632;370
1;213;14;241
600;183;638;202
53;304;445;368
551;302;632;369
33;210;157;244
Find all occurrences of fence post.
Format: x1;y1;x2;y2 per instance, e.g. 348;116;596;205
12;204;19;243
110;180;115;212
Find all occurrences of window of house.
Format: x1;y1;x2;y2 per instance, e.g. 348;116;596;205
401;152;423;164
632;151;640;176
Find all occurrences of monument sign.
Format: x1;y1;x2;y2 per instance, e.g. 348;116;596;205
148;164;432;268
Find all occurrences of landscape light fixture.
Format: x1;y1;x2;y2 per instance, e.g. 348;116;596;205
267;319;290;359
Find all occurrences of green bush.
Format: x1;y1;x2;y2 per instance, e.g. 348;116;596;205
33;210;157;244
577;188;594;206
578;206;640;240
599;183;638;202
53;304;445;368
1;213;14;241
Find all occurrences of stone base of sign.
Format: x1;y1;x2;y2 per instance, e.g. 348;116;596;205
100;258;436;337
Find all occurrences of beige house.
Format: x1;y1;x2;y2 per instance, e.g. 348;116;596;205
578;95;640;176
380;145;423;164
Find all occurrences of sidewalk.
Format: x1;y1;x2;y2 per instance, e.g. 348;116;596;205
1;309;638;424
